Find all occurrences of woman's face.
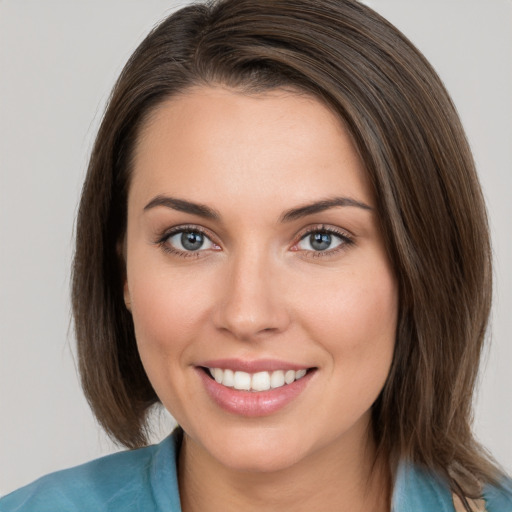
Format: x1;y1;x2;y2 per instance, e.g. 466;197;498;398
124;86;398;472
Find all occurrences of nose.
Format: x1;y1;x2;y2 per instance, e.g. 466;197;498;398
213;248;291;341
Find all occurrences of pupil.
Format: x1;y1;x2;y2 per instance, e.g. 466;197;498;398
311;232;331;251
181;231;203;251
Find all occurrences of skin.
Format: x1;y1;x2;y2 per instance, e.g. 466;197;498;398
123;86;398;512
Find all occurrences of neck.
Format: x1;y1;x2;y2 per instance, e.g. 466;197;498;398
178;423;391;512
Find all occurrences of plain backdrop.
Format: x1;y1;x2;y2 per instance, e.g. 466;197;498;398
1;0;511;496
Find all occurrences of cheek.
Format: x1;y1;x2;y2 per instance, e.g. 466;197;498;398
126;265;218;414
299;262;398;374
127;264;213;358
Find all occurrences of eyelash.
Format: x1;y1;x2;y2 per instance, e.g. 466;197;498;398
156;224;218;259
293;225;354;258
155;224;354;259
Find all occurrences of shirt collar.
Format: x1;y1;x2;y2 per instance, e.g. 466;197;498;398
156;429;458;512
392;459;454;512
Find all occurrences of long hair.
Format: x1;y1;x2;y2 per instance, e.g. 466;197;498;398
72;0;498;500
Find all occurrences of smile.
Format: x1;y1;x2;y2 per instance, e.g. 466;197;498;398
207;368;308;392
198;363;316;417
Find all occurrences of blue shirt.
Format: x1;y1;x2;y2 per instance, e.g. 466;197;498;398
2;429;511;511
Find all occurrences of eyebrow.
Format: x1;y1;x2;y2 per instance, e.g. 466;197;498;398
144;195;220;220
279;197;372;222
143;195;372;222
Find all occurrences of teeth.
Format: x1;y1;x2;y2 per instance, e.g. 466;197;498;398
207;368;308;392
223;369;234;387
270;370;285;389
284;370;295;384
251;371;271;391
234;371;251;390
213;368;223;383
296;369;307;379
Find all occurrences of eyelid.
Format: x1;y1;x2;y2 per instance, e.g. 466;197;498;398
294;224;354;242
290;224;354;256
156;224;216;242
154;223;354;259
155;224;221;257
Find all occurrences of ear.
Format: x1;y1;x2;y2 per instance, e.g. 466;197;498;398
117;237;132;313
123;281;132;312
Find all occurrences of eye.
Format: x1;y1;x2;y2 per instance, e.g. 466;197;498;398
164;229;217;253
295;228;351;254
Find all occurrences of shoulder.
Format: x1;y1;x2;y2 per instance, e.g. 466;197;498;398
0;432;182;512
392;461;455;512
392;460;512;512
483;475;512;512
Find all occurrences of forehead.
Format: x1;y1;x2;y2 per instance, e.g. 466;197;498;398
130;85;373;212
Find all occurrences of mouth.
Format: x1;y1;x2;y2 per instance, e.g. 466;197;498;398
201;367;312;392
196;358;317;416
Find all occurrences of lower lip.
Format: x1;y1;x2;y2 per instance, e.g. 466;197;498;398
197;368;315;417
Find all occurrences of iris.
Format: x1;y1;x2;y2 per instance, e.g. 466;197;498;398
181;231;204;251
310;232;332;251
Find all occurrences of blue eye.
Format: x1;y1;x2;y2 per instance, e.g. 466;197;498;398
297;230;345;252
166;230;215;252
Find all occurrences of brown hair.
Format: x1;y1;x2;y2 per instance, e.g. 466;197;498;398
72;0;500;501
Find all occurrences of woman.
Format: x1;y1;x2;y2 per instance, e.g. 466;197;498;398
1;0;511;510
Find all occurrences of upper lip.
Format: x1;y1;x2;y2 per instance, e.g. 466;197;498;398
199;358;312;373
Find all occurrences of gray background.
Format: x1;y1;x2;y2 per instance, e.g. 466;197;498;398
1;0;511;496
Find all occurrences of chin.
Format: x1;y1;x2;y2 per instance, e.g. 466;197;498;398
217;444;304;474
196;423;309;474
